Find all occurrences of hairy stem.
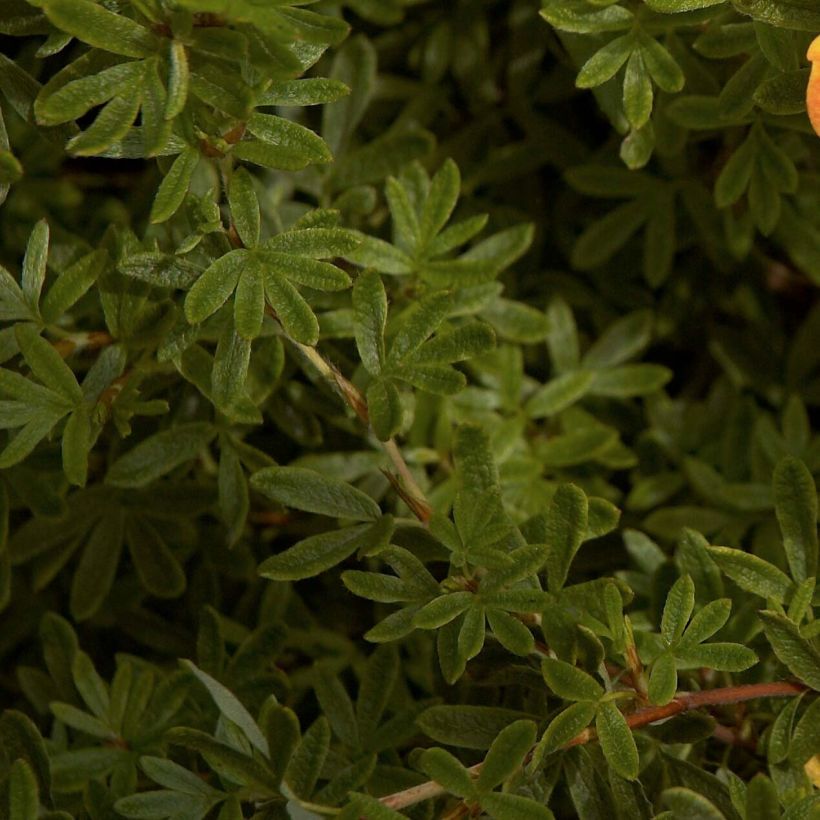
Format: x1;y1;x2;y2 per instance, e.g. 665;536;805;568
379;680;806;811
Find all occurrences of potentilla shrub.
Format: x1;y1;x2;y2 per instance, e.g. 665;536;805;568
0;0;818;818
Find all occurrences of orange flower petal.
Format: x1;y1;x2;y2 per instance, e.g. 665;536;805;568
808;36;820;136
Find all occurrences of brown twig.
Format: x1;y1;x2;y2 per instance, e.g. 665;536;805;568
378;680;806;812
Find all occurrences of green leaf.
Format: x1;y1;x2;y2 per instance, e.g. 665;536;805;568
260;78;350;107
72;651;108;717
180;660;268;757
263;272;319;345
767;696;802;764
39;0;157;57
367;378;403;441
356;645;398;744
353;271;387;376
413;591;473;629
8;759;39;820
707;546;794;603
790;697;820;765
589;364;672;397
399;363;465;395
420;159;460;245
139;756;221;797
576;35;634;89
251;466;380;521
125;516;186;598
21;219;48;312
218;442;249;547
641;37;685;93
165;40;188;119
418;748;474;798
106;422;215;487
50;702;113;738
572;200;647;269
597;701;639;780
476;720;537;791
41;249;107;324
314;665;358;748
185;250;246;324
680;599;732;646
141;58;171;157
228;167;260;248
542;658;603;701
258;522;379;580
531;702;598;767
623;51;653;129
675;643;757;672
661;575;695;644
15;324;82;404
212;324;252;414
663;788;726;820
759;611;820;690
66;92;141;156
266;227;360;258
387;292;450;364
480;792;555;820
167;728;277;793
583;311;653;369
150;147;199;224
648;652;678;705
773;457;818;584
545;484;589;593
526;371;595;419
61;404;91;487
487;608;535;656
732;0;820;30
245;113;331;168
284;717;330;799
234;262;265;340
70;510;124;620
115;790;213;818
417;705;533;750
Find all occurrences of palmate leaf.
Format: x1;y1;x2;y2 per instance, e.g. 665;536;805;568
184;232;355;344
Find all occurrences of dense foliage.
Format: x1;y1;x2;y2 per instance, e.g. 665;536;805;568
0;0;819;817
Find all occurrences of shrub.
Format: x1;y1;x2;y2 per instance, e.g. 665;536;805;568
0;0;819;818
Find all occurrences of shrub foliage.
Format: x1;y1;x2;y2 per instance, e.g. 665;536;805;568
0;0;819;818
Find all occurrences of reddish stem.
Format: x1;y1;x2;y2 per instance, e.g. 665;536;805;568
379;680;807;812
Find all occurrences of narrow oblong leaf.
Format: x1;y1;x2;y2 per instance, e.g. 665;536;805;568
661;575;695;644
185;250;246;324
597;701;639;780
576;35;634;89
39;0;157;58
541;658;603;702
21;219;48;311
708;546;794;603
545;484;589;593
258;522;378;580
531;702;598;767
15;323;81;404
250;466;381;521
773;457;818;584
417;705;534;750
228;167;260;249
150;147;199;224
759;611;820;690
477;720;537;791
106;422;215;487
125;515;186;599
418;748;474;798
353;271;387;376
180;660;269;757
